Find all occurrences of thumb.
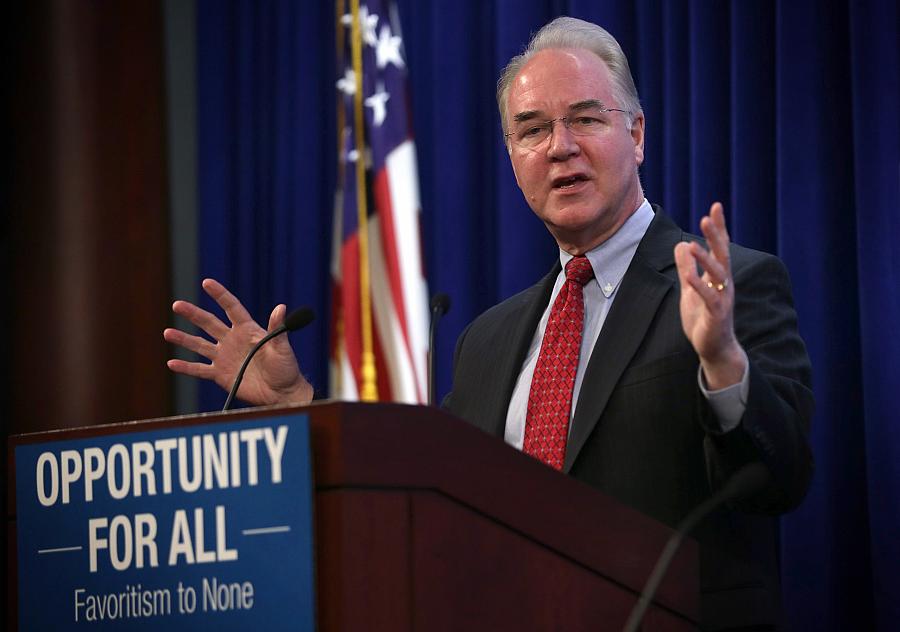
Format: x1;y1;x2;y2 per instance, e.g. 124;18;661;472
267;304;287;332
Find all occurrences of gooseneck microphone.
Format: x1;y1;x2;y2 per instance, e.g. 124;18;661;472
428;293;451;406
222;306;315;411
621;462;772;632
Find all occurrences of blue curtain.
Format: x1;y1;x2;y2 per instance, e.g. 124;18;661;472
195;1;899;628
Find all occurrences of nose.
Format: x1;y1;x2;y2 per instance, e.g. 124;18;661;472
546;118;580;160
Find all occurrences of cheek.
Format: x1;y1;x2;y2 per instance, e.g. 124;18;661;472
513;158;544;193
511;163;545;207
592;146;631;179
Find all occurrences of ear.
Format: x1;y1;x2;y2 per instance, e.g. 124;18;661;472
630;111;645;166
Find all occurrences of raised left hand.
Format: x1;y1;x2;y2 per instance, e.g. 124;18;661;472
673;202;747;390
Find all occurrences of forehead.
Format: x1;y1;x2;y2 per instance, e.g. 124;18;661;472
507;48;614;118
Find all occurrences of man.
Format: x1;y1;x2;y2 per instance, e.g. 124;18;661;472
165;17;812;630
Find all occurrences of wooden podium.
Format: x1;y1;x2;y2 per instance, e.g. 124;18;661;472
8;402;698;630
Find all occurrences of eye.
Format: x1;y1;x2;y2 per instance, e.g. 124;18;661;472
520;124;546;138
571;116;602;129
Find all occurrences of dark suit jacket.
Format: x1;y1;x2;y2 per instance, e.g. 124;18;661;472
444;209;814;631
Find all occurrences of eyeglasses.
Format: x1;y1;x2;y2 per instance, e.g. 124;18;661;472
504;107;630;150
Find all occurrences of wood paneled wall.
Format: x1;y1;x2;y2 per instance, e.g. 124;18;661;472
9;0;172;434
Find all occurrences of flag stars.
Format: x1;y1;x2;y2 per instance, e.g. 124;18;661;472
365;82;390;126
342;6;379;47
375;24;405;69
336;68;356;96
341;141;372;168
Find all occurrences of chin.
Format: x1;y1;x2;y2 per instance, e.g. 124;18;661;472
541;204;620;249
544;204;606;231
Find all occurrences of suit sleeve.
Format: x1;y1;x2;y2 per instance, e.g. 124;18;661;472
699;250;814;513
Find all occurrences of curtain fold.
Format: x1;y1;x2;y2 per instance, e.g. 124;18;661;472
194;1;899;627
848;2;900;630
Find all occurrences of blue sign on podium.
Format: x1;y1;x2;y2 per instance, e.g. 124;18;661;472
15;414;316;630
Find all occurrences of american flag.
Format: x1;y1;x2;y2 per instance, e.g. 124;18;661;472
330;0;429;403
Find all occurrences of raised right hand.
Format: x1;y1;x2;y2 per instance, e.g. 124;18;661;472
163;278;314;407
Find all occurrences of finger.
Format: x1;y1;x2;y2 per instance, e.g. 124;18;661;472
202;278;254;326
675;242;722;304
684;265;723;305
699;202;731;270
689;242;729;287
172;300;230;340
163;328;217;360
674;241;698;286
166;358;216;380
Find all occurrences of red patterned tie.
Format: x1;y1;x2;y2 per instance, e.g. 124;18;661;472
523;255;594;470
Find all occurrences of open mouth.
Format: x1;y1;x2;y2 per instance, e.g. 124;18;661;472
552;174;589;189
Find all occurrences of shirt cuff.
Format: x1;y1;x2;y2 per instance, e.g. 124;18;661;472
697;348;749;433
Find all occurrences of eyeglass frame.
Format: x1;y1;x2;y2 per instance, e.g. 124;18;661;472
503;105;631;148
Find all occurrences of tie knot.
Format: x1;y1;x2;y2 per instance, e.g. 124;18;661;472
565;255;594;286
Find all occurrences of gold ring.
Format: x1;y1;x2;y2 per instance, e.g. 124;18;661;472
706;279;728;292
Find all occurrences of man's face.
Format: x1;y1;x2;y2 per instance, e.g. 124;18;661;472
505;48;645;254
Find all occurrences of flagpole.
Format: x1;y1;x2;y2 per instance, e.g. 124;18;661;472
332;0;347;398
349;0;379;401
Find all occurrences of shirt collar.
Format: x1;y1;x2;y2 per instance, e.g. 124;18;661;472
559;199;655;298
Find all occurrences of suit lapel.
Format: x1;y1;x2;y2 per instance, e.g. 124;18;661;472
477;264;560;437
563;210;684;472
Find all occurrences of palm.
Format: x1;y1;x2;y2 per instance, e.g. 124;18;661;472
210;319;304;405
678;280;731;361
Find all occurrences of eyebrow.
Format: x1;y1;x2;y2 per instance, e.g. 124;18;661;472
511;99;608;123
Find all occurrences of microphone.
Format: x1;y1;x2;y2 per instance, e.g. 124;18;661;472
621;462;771;632
222;306;315;411
428;293;451;406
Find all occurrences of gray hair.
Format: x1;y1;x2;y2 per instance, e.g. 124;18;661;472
496;17;642;133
